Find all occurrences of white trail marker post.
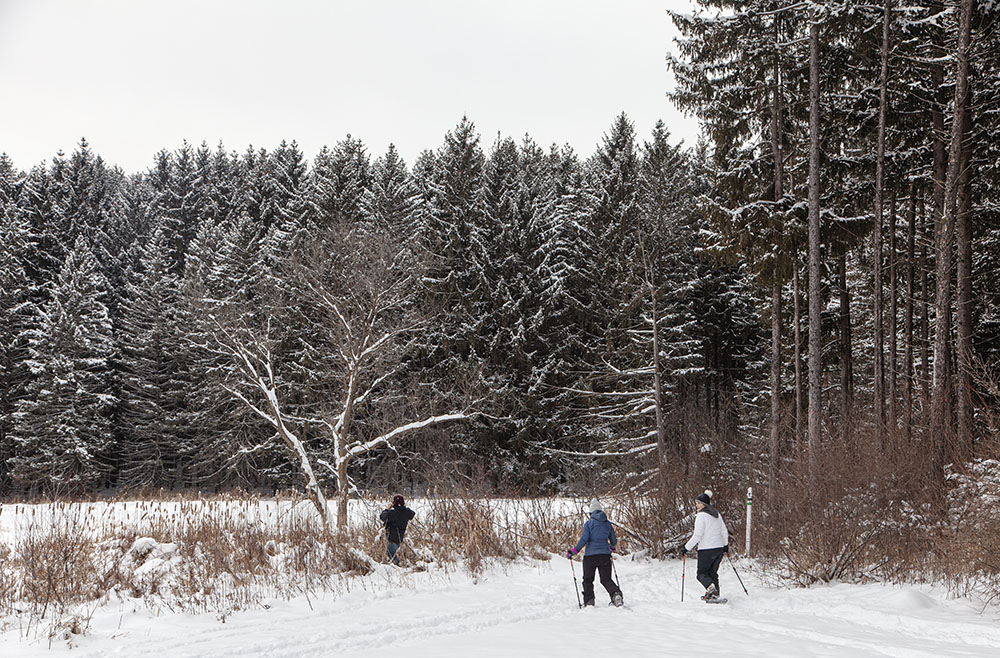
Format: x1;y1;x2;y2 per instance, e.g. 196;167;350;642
745;486;753;558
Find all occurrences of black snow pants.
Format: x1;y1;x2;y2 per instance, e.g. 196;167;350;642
696;547;726;594
582;554;621;605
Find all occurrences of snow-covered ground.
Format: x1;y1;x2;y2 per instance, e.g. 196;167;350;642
3;556;997;657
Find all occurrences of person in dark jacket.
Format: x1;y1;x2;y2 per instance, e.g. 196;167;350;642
566;498;623;606
379;494;415;565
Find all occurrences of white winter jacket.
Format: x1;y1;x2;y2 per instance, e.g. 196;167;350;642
684;508;729;552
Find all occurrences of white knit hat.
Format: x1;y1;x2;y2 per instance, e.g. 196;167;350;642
589;498;603;513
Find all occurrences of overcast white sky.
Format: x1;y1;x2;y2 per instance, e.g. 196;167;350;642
0;0;700;173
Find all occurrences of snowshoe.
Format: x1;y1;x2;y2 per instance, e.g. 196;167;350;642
705;597;728;604
583;598;595;607
700;584;718;601
611;592;624;607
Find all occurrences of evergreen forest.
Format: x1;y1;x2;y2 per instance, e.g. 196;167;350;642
1;0;998;539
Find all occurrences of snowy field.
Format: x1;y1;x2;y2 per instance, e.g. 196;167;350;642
3;554;998;657
0;496;588;545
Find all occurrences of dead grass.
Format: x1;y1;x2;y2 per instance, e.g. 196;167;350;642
0;491;592;638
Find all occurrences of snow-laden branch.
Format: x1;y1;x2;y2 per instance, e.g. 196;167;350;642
542;443;658;458
345;413;467;461
307;281;353;342
221;333;335;530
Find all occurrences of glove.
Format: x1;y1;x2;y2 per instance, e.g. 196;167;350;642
680;547;688;557
610;546;616;553
566;548;578;559
723;545;729;554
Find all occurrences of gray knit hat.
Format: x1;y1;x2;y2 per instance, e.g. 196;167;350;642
589;498;603;513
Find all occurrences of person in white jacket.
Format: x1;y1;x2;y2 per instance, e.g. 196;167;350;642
680;490;729;601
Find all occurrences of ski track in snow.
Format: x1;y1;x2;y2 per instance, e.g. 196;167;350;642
3;559;999;657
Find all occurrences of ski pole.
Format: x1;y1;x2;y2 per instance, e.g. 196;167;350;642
728;554;749;596
681;552;686;602
611;555;621;589
570;556;582;609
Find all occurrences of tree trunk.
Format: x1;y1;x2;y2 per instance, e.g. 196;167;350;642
955;95;975;457
927;27;946;433
807;19;822;476
919;192;930;409
889;187;898;443
770;278;781;486
904;186;916;443
650;281;669;474
794;259;804;454
337;458;350;528
874;195;885;445
769;48;784;487
334;366;361;529
839;252;852;441
873;0;892;448
933;0;974;470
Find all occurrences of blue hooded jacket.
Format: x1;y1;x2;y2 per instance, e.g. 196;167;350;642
573;510;617;556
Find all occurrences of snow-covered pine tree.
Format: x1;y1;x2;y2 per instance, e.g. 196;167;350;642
307;136;372;228
586;114;641;345
192;142;221;227
235;146;274;236
471;134;559;482
0;154;17;207
258;141;310;281
209;143;242;226
525;144;600;473
10;235;118;494
410;119;491;437
15;165;59;295
507;136;559;468
151;142;202;276
0;163;29;494
202;212;282;487
632;121;704;475
265;141;310;229
117;228;185;488
480;135;525;443
174;214;242;487
362;143;420;236
570;114;644;454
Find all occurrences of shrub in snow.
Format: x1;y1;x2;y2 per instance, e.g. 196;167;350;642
946;459;1000;524
941;460;1000;601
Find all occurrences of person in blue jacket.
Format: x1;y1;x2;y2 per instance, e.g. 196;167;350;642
566;498;623;606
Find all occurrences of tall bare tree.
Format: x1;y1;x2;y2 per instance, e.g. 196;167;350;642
873;0;893;448
904;186;916;442
807;16;823;477
223;225;467;528
955;94;975;454
933;0;974;469
769;35;786;486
